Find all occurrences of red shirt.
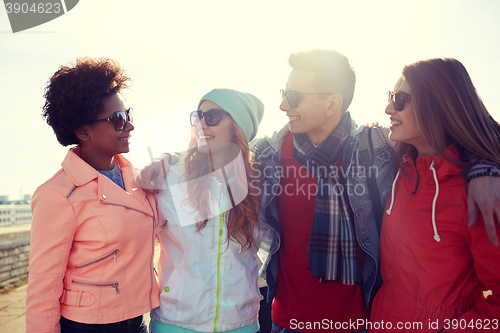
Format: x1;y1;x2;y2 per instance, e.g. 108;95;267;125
272;132;368;332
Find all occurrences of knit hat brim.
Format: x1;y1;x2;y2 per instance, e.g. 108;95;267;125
198;89;264;142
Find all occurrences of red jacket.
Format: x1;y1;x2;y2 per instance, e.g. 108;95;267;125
26;148;160;333
370;148;500;332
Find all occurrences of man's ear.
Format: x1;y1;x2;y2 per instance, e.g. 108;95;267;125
75;125;91;142
326;94;343;116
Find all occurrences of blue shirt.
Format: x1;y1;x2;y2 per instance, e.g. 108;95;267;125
98;162;125;190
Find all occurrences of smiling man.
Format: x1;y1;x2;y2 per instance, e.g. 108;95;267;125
253;49;500;333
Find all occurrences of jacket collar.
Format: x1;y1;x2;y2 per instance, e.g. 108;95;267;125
264;124;289;153
401;144;465;197
349;118;364;137
62;147;154;216
61;147;100;186
404;145;464;178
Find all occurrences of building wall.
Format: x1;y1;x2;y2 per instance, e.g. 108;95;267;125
0;203;32;227
0;226;31;285
0;196;34;284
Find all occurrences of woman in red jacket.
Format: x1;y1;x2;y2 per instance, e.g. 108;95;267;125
370;58;500;332
26;58;159;333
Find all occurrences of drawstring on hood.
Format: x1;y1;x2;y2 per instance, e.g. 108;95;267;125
429;161;441;242
386;170;400;215
386;161;441;243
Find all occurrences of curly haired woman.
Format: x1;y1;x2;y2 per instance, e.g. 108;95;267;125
26;58;159;333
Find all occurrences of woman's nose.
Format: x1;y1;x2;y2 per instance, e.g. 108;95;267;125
385;101;396;115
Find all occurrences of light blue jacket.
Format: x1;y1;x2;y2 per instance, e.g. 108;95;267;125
253;120;397;306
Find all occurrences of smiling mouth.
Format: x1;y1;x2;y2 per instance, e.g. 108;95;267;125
199;135;215;139
288;116;300;121
390;120;402;125
118;136;130;141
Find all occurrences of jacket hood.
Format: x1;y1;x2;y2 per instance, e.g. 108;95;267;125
386;144;465;243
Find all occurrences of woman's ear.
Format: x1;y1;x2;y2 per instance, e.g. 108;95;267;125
75;125;91;142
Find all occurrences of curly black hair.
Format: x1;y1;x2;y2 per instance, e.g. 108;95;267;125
42;57;131;146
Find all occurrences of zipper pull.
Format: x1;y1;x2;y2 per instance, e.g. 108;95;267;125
154;267;158;276
114;250;118;262
113;283;120;294
219;213;223;237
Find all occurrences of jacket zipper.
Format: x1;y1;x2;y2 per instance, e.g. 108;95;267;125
99;201;154;219
100;195;157;309
213;182;224;332
74;249;119;268
146;196;157;310
213;212;224;332
72;280;120;294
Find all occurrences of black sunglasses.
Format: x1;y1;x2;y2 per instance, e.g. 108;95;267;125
190;109;229;127
92;108;133;131
280;89;335;108
387;91;411;111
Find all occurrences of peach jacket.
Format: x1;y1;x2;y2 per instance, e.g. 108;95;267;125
26;147;160;333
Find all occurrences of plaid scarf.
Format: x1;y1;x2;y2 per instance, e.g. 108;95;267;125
292;112;361;285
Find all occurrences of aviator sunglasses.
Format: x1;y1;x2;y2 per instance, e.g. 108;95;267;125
280;89;335;108
92;108;133;131
190;109;229;127
387;91;411;111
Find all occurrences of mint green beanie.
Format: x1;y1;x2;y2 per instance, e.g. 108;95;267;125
198;89;264;142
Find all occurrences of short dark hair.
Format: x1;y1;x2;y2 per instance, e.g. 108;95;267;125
42;57;131;146
288;49;356;111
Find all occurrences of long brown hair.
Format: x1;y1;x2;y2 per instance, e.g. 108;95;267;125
396;58;500;170
183;119;261;251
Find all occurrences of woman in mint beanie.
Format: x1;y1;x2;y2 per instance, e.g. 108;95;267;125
145;88;265;333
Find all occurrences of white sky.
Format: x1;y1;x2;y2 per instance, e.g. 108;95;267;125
0;0;499;200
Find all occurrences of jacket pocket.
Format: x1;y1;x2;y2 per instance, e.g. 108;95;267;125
72;280;121;294
61;289;97;307
74;249;119;268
